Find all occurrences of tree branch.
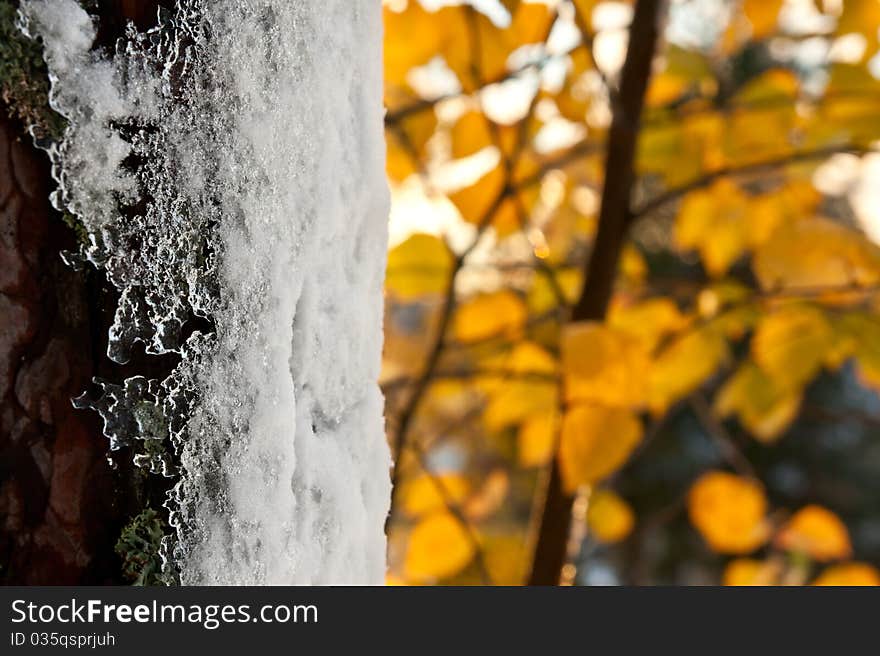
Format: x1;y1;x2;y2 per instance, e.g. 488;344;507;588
527;0;665;586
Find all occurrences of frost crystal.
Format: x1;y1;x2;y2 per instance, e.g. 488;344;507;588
21;0;391;584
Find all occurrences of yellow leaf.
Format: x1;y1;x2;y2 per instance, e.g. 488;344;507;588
558;404;643;492
648;327;729;414
482;532;529;585
451;110;493;159
645;72;689;108
837;0;880;52
674;179;751;276
510;1;555;46
386;233;453;299
483;341;558;431
743;0;783;39
454;290;527;343
448;164;523;235
776;505;852;562
723;558;781;586
753;217;880;292
813;562;880;586
518;409;559;467
587;489;635;543
752;304;832;390
688;471;770;554
561;321;650;408
400;473;471;517
734;69;799;104
715;362;801;442
405;511;476;582
384;4;449;88
608;298;687;351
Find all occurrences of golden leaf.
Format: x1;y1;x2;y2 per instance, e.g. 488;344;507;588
813;562;880;586
714;362;801;442
753;217;880;292
517;409;559;467
645;72;689;108
558;404;643;492
587;489;635;543
451;110;493;159
722;558;781;586
648;326;729;414
405;511;476;582
752;304;832;391
482;341;559;431
385;233;453;299
510;1;555;46
674;179;751;276
688;471;770;554
608;297;687;351
743;0;783;39
400;473;471;518
448;164;523;235
454;290;527;343
776;505;852;562
561;321;650;409
384;4;448;88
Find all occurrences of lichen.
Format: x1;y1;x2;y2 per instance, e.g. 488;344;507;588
0;0;64;139
115;508;168;586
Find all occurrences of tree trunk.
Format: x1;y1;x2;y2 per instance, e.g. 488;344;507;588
17;0;391;584
0;1;165;585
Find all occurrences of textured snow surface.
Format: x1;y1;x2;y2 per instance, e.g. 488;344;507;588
21;0;390;584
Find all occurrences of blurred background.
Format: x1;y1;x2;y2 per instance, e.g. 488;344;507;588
381;0;880;585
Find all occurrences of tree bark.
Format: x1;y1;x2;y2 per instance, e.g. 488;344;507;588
0;0;165;585
527;0;663;586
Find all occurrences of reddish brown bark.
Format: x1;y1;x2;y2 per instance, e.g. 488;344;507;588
0;116;122;584
527;0;664;586
0;1;167;585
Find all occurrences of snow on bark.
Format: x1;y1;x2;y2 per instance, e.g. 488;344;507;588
20;0;391;584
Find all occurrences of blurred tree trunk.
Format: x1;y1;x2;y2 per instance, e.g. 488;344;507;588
527;0;663;586
0;0;165;585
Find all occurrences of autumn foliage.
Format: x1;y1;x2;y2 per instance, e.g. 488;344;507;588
382;0;880;585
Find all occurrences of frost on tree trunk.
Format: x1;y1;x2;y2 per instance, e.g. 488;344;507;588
20;0;391;584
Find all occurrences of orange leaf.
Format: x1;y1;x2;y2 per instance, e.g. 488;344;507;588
587;489;635;543
561;322;649;409
688;471;770;554
776;505;852;562
813;562;880;586
454;290;527;343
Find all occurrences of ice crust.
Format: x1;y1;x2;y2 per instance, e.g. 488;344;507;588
20;0;391;584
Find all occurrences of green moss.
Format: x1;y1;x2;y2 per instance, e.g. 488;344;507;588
115;508;168;586
61;211;89;244
0;0;66;139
